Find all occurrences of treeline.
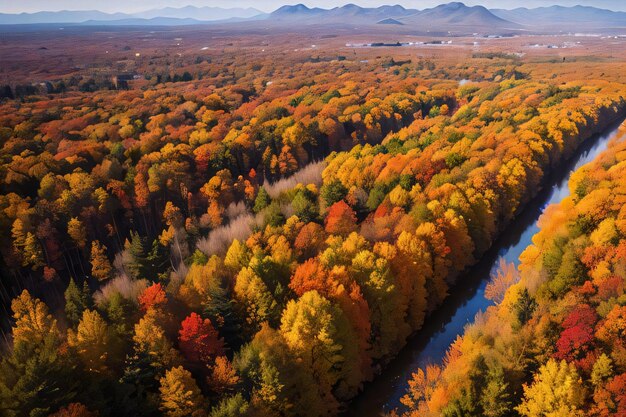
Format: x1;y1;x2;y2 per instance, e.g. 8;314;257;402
398;124;626;417
0;77;119;100
0;71;202;101
0;61;626;417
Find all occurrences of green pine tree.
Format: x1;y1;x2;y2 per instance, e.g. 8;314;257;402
64;278;90;326
118;351;161;416
513;288;537;328
82;280;92;308
146;239;169;282
0;331;77;417
253;187;271;213
104;291;136;340
264;201;285;227
203;282;243;352
127;231;147;279
291;189;318;223
480;365;512;417
320;180;348;208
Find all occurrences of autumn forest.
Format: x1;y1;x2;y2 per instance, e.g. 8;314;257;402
1;5;626;417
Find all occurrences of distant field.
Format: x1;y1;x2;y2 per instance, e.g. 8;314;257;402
1;25;626;85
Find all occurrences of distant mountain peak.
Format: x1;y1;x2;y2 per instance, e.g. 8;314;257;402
434;2;469;11
377;17;404;25
274;4;312;14
270;4;329;20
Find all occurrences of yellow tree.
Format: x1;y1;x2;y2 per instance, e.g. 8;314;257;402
90;240;112;281
280;290;360;405
392;232;429;329
67;217;87;250
133;308;179;368
223;239;250;274
159;366;206;417
23;232;44;270
1;290;72;415
497;157;527;221
208;356;240;394
234;267;279;332
11;289;58;344
67;309;112;373
517;359;585;417
415;222;450;309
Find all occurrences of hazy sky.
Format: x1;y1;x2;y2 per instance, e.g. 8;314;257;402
2;0;625;14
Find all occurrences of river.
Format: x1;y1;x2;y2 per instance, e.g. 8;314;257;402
346;120;625;417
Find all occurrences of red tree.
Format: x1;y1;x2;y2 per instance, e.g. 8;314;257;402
555;304;597;368
325;200;357;236
138;282;167;312
606;373;626;415
373;200;393;219
179;312;225;364
595;373;626;417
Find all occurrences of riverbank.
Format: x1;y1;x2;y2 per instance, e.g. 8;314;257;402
346;116;626;416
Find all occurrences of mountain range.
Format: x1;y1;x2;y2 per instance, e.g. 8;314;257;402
0;6;264;25
0;2;624;33
267;2;622;31
491;5;626;28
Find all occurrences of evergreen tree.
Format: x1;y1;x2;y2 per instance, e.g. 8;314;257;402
253;187;270;214
481;365;512;417
320;180;348;208
442;356;489;417
263;201;284;228
146;239;169;282
190;249;209;266
291;188;318;223
104;291;136;339
203;282;243;352
119;351;162;416
127;231;147;279
0;332;78;417
513;288;537;328
65;278;91;326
